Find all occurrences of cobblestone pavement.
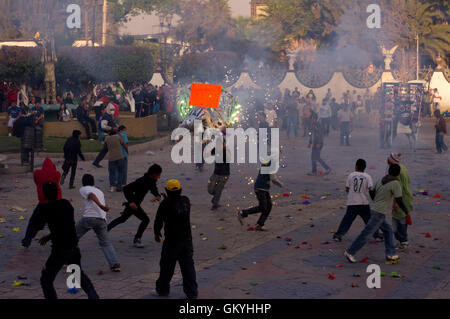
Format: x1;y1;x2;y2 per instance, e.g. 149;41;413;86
0;121;449;299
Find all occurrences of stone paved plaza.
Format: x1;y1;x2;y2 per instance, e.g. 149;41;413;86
0;120;449;299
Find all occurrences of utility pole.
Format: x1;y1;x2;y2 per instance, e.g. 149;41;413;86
92;0;96;46
416;33;419;80
102;0;107;46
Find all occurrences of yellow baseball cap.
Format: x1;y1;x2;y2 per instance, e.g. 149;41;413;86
166;179;181;191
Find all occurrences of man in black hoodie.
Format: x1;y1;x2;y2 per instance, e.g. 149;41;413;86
107;164;162;248
154;179;198;299
61;130;85;189
308;113;331;176
207;143;230;211
31;182;99;299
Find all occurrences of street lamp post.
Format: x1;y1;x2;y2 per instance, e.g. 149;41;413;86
159;13;173;83
416;33;420;80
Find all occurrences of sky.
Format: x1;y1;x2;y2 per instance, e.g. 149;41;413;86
121;0;251;35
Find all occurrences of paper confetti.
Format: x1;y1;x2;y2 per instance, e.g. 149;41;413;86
17;275;27;280
285;237;292;242
19;216;25;220
328;273;335;280
386;259;400;265
216;227;224;231
247;226;255;231
322;241;329;245
425;233;432;238
380;272;386;277
389;272;402;278
302;200;311;205
360;257;369;263
433;264;441;270
352;273;360;277
219;245;227;250
67;287;80;294
433;194;441;198
250;282;258;286
12;228;20;232
12;281;25;287
335;264;344;268
0;218;6;223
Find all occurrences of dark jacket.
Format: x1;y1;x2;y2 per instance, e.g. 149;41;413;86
254;171;270;190
436;117;447;134
76;105;90;122
123;173;160;206
31;199;79;250
309;121;324;146
212;147;230;176
154;191;192;243
63;137;85;162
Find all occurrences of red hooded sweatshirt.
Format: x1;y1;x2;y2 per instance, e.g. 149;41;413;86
33;158;62;204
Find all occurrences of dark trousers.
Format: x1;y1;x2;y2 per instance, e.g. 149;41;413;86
242;190;272;227
392;217;408;243
62;160;77;187
340;122;350;145
79;118;97;139
334;205;371;239
22;203;42;247
380;122;392;148
156;241;198;298
135;102;143;118
311;145;330;173
207;174;229;206
93;144;108;165
107;204;150;240
436;132;448;153
41;247;98;299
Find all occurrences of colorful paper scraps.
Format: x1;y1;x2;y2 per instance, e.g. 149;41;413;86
301;241;308;245
389;272;402;278
285;237;292;242
247;226;255;231
433;194;441;198
97;270;104;276
12;280;25;287
12;228;20;232
330;230;335;233
425;233;432;238
219;245;227;250
17;275;27;280
301;195;310;199
380;272;386;277
360;257;369;263
216;227;223;231
322;241;329;245
433;264;441;270
250;282;258;286
351;283;358;288
0;218;6;223
386;259;400;265
352;273;360;277
328;273;336;280
369;165;376;169
67;287;80;294
19;216;25;220
302;200;311;205
283;192;290;197
335;264;344;268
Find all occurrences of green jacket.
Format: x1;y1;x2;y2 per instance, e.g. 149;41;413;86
392;164;413;219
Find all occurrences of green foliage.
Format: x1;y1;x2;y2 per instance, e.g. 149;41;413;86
57;46;155;90
0;47;44;85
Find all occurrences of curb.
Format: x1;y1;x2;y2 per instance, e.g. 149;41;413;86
2;134;171;161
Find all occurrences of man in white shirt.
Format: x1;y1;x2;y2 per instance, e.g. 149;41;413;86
76;174;120;272
333;159;381;242
318;99;332;136
338;104;352;146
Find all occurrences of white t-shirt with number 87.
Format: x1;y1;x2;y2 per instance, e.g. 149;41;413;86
346;171;374;206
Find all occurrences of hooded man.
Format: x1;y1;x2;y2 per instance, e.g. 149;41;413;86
22;158;62;247
154;179;198;299
61;130;85;189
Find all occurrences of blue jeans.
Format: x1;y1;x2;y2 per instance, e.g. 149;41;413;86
436;132;448;153
392;217;408;243
340;122;350;145
334;205;384;241
122;157;128;187
76;217;119;268
347;210;396;256
108;158;125;190
286;117;298;137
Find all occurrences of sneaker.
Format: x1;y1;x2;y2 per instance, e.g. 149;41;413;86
69;185;75;189
255;225;266;232
344;250;357;263
111;263;121;272
237;211;244;225
396;242;409;250
92;163;103;168
211;204;221;211
333;236;342;242
133;238;144;248
386;255;400;261
375;237;384;242
109;186;116;193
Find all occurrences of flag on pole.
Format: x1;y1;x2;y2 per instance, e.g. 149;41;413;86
189;83;222;108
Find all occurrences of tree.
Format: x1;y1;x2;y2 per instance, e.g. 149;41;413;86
0;47;44;85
